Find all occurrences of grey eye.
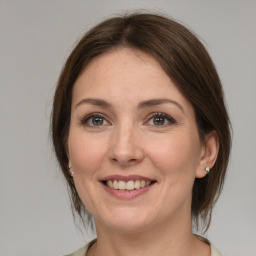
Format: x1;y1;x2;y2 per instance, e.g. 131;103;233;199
147;113;176;127
81;114;109;127
92;117;104;126
153;116;166;125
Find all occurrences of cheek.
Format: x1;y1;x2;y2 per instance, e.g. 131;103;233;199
146;133;201;215
67;132;108;211
68;132;107;176
146;132;201;178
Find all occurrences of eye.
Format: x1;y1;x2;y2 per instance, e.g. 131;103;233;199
147;113;176;127
81;113;110;128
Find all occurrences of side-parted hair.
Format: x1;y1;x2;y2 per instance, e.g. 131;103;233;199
51;12;231;231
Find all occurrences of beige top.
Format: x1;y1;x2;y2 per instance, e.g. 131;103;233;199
66;239;222;256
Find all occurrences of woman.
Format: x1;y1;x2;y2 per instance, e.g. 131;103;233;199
52;12;231;256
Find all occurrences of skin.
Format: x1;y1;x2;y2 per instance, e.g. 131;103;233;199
68;48;219;256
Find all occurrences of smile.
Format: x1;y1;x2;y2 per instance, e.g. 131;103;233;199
100;175;156;199
104;180;154;190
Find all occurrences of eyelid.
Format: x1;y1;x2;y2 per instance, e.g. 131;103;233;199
80;112;176;128
80;112;111;127
145;112;176;126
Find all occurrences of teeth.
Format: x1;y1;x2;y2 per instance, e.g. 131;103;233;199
106;180;153;190
140;180;146;188
118;180;126;190
107;180;113;188
145;181;150;186
113;180;118;189
134;180;140;189
126;181;134;190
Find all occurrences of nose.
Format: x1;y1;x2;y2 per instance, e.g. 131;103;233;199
108;123;144;167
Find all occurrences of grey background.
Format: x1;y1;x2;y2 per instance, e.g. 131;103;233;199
0;0;255;255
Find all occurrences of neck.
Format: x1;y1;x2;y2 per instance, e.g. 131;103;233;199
89;210;209;256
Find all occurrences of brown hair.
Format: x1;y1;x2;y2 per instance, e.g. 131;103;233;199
51;12;231;231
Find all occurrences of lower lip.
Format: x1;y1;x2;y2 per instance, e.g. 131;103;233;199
102;183;155;199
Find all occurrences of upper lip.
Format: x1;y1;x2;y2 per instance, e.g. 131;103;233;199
100;175;155;182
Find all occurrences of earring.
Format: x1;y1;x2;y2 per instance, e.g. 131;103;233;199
68;164;74;177
205;167;210;173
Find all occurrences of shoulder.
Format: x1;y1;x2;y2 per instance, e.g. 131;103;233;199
210;243;222;256
65;239;96;256
194;234;222;256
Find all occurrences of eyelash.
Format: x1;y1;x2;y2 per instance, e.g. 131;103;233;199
80;113;109;128
80;112;176;128
147;112;176;127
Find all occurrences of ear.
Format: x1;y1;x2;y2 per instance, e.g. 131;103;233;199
196;131;219;178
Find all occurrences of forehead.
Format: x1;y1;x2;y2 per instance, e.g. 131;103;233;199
75;48;168;88
72;48;192;113
76;49;166;90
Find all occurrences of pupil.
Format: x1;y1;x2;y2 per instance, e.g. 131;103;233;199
154;117;164;125
93;117;103;125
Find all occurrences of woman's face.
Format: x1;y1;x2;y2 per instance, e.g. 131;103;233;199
68;48;208;232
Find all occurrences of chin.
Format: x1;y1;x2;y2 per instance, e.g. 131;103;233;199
95;207;156;233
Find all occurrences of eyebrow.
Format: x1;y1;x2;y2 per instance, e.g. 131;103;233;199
138;98;184;113
75;98;184;113
75;98;112;109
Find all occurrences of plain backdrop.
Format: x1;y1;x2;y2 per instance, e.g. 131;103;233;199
0;0;255;255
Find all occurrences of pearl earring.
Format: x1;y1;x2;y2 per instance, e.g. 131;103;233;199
205;167;210;173
68;164;74;177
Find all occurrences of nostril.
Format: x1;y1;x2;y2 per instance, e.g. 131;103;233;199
111;157;141;167
128;158;137;162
